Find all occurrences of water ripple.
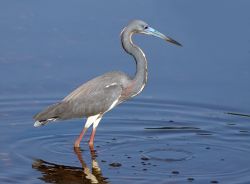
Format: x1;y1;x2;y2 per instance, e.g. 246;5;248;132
1;96;250;183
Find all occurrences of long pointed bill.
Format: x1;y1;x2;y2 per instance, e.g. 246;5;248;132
144;27;182;46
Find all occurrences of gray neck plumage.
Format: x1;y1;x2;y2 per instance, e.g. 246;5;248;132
121;27;148;96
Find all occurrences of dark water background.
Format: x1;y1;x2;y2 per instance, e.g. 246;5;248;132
0;1;250;183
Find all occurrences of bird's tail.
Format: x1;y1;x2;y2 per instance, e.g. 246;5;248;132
33;118;57;127
33;102;67;127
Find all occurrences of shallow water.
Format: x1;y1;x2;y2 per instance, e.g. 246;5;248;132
0;96;250;183
1;0;250;183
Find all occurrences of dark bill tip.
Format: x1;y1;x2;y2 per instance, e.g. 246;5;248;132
165;37;182;47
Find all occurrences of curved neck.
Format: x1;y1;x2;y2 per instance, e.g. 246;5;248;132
121;28;148;95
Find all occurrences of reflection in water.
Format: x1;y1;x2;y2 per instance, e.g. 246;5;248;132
3;97;250;183
32;147;108;184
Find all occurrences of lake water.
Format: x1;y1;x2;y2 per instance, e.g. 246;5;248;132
0;1;250;184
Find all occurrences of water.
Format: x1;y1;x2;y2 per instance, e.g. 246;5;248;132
1;1;250;184
0;96;250;183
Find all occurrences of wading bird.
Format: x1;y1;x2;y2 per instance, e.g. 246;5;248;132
33;20;181;148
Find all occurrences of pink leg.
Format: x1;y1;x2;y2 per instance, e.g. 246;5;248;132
89;128;96;147
74;127;87;148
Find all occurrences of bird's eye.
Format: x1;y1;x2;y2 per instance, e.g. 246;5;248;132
144;25;148;30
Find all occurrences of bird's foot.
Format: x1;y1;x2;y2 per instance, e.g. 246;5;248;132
88;141;94;146
74;144;80;148
88;142;94;150
74;139;81;148
74;127;87;148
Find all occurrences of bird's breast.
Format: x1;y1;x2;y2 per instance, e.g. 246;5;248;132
120;80;145;101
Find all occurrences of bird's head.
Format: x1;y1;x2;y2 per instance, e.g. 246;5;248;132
127;19;182;47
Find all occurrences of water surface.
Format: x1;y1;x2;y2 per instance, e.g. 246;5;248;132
0;0;250;183
1;96;250;183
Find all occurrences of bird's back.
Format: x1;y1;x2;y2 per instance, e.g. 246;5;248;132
34;71;131;123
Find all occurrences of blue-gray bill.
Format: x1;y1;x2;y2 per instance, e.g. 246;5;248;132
144;27;182;47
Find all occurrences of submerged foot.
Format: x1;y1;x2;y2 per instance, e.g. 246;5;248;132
88;142;94;150
74;139;81;148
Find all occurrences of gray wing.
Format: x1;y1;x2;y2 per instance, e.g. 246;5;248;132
62;82;122;119
34;83;122;121
34;72;129;121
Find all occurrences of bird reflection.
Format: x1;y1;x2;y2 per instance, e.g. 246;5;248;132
32;147;108;184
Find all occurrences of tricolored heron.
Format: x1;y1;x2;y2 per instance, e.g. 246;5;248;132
33;20;181;148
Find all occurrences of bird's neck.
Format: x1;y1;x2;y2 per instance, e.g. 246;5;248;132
121;28;148;96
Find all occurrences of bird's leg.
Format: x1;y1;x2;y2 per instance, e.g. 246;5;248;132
89;128;96;147
88;116;102;147
74;127;87;148
74;115;99;148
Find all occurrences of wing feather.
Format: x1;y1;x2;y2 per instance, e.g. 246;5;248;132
62;80;123;118
34;71;129;121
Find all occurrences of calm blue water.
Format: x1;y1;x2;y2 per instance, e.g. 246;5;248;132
0;1;250;183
